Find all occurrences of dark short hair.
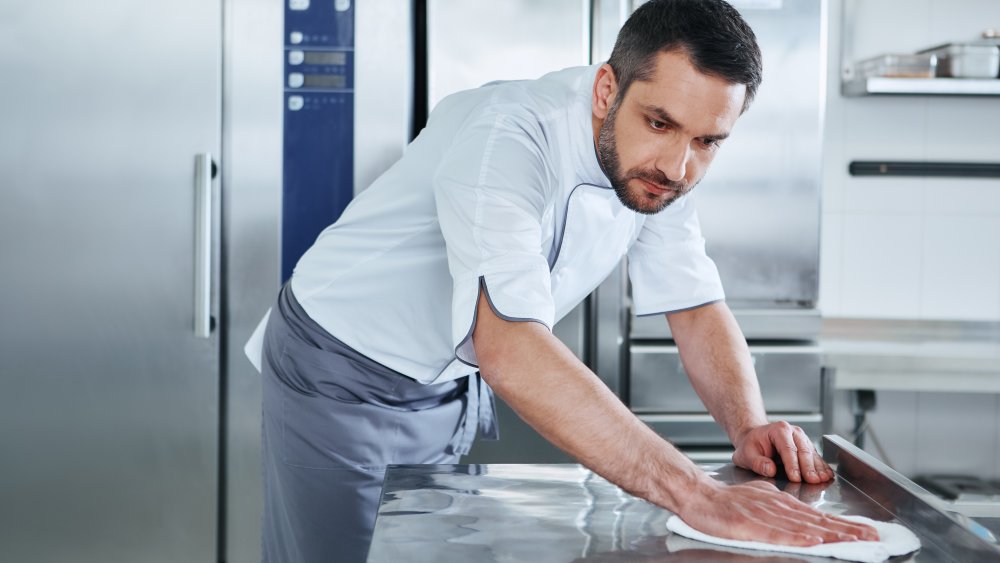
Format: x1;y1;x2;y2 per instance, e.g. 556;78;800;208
607;0;763;113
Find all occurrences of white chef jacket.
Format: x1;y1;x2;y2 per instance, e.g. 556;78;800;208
247;64;724;384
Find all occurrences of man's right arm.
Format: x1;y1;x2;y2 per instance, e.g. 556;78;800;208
471;288;875;546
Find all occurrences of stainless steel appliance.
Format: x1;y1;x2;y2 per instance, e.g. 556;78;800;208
0;1;283;561
0;1;426;560
232;3;416;561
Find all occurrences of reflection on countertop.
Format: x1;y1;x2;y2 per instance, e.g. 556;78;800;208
368;463;930;563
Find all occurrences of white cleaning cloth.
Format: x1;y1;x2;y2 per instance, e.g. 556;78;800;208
666;514;920;563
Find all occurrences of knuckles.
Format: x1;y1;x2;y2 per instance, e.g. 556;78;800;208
772;420;793;432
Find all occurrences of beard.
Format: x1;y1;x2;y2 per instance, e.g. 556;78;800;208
597;99;692;215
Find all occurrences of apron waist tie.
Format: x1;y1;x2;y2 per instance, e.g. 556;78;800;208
447;372;500;456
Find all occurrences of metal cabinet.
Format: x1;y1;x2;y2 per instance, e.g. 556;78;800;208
629;344;824;450
630;344;823;413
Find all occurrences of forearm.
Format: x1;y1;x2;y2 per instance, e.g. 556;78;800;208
472;294;714;512
472;295;878;545
667;302;768;444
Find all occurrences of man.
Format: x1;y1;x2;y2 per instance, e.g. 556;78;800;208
247;1;879;561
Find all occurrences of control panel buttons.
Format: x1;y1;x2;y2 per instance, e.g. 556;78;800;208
288;50;304;65
288;95;304;111
289;0;309;11
289;31;303;45
288;73;304;88
334;0;350;12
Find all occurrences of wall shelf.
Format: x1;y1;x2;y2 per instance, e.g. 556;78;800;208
843;76;1000;97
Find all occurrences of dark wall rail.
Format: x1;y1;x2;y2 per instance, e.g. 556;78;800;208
849;161;1000;178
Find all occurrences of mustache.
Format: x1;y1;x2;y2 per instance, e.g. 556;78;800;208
626;169;688;193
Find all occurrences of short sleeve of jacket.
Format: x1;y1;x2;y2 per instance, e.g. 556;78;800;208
627;195;725;315
433;105;555;367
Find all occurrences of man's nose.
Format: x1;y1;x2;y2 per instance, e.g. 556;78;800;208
656;141;690;183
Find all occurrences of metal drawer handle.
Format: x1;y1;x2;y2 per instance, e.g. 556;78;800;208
638;413;823;424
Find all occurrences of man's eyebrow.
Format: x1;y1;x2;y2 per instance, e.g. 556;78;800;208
641;104;682;129
640;103;730;141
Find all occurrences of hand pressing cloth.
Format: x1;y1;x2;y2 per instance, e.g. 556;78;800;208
666;514;920;563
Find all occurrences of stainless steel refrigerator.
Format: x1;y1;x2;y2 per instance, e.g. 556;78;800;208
0;1;283;561
0;0;420;560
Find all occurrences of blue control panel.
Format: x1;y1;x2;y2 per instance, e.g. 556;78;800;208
282;0;355;281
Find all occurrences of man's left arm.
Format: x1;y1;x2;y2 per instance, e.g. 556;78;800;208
666;301;833;484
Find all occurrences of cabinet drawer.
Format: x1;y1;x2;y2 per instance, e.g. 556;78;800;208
638;413;823;446
629;344;822;413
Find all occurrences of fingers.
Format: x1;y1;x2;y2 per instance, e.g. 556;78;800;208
813;450;835;482
793;511;880;542
734;421;835;482
726;514;828;547
770;423;832;483
749;454;777;477
765;479;879;541
772;422;802;482
757;492;880;544
684;487;825;547
762;510;864;544
771;493;881;542
679;482;881;548
819;513;880;541
732;429;777;478
792;429;826;484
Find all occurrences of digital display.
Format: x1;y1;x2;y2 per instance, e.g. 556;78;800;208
304;51;347;65
303;74;348;89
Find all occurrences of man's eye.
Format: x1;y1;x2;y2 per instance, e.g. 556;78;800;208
701;138;720;148
648;119;666;130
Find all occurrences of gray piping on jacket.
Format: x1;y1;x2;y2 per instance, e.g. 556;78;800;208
452;275;553;369
635;298;724;317
549;182;613;269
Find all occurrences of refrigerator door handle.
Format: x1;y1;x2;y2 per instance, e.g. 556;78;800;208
194;153;214;338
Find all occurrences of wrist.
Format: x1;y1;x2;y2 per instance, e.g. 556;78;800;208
670;471;723;517
730;417;768;448
644;452;719;513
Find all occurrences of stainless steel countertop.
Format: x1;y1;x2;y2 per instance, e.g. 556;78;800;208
821;318;1000;392
368;437;999;562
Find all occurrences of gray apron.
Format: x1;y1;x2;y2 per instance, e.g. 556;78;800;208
261;283;498;563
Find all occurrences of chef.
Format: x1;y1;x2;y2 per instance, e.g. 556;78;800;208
246;0;879;561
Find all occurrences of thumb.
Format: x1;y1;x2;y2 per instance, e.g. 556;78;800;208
742;454;776;477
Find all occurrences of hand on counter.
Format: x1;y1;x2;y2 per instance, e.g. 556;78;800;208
732;421;832;484
677;479;880;547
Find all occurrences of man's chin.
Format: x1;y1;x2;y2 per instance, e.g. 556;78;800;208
616;187;678;215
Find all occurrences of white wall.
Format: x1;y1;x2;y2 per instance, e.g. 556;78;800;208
831;390;1000;480
821;0;1000;480
820;0;1000;321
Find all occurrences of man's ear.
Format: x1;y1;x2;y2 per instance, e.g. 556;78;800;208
592;64;619;120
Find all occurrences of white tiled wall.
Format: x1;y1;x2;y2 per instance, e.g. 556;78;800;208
831;391;1000;479
822;0;1000;481
820;0;1000;321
